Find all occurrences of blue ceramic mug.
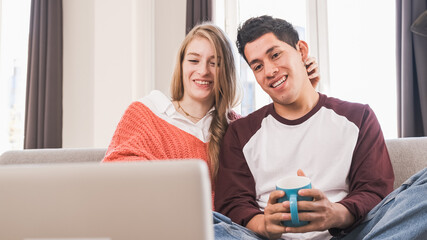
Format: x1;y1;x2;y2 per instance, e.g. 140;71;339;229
276;176;313;227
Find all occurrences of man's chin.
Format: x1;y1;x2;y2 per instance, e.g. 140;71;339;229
271;95;294;106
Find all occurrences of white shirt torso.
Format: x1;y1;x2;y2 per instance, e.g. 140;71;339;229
139;90;213;143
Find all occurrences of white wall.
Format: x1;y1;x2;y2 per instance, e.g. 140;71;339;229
63;0;186;148
63;0;95;148
154;0;186;95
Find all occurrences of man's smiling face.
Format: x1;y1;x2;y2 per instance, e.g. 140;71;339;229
244;32;309;106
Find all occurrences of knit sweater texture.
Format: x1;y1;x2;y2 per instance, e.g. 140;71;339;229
103;101;210;165
103;101;214;198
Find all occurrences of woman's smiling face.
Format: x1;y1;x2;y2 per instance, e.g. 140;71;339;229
182;37;218;104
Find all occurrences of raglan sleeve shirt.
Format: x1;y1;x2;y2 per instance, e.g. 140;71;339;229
214;102;394;236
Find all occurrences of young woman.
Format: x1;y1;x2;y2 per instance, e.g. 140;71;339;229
102;23;320;188
102;24;238;184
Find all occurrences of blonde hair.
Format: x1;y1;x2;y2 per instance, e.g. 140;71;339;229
171;23;239;179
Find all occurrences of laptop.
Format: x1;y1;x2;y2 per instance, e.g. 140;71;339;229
0;160;213;240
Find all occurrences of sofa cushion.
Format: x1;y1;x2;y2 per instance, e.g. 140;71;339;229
385;137;427;189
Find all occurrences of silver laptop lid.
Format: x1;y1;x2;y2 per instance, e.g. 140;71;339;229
0;160;213;240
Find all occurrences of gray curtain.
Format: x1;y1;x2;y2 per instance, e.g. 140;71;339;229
396;0;427;137
186;0;212;34
24;0;63;149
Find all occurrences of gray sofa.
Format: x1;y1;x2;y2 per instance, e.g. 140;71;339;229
383;137;427;189
0;148;106;165
0;137;426;189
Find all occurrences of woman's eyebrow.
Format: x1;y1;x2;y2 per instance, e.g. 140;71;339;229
186;52;201;57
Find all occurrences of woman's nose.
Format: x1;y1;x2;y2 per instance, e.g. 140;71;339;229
197;62;210;76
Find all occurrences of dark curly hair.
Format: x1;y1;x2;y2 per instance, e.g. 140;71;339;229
236;15;300;63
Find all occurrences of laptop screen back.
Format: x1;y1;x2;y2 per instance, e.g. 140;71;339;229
0;160;213;240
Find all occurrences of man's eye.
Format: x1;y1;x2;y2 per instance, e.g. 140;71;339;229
253;64;262;71
272;52;280;59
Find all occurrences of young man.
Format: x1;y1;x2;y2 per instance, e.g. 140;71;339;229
214;16;427;240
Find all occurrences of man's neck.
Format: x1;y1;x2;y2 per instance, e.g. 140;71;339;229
273;89;320;120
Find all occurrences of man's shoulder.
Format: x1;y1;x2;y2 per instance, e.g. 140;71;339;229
323;94;371;115
323;94;367;109
321;94;376;127
224;104;273;143
230;104;272;127
221;104;273;149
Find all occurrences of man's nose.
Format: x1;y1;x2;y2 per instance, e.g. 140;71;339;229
265;61;278;77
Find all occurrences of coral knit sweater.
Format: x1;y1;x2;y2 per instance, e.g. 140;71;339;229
103;101;214;201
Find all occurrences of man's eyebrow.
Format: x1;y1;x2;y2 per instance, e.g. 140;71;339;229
248;58;260;67
248;46;279;66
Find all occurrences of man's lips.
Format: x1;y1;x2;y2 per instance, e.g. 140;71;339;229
270;75;288;88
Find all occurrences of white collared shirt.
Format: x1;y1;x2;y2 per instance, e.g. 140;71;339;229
139;90;213;143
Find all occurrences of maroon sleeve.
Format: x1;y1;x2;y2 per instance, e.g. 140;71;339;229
214;114;265;226
331;105;394;235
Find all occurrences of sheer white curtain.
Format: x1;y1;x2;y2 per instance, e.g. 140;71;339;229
0;0;31;154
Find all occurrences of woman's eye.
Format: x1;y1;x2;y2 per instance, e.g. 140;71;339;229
209;61;216;67
188;59;199;63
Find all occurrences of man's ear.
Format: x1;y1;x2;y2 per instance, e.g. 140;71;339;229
296;40;309;62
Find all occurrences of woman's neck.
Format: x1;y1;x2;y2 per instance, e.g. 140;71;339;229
174;97;214;123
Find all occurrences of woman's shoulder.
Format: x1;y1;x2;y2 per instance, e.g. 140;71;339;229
140;90;170;105
139;90;173;114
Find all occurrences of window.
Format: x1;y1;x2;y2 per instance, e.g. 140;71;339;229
215;0;308;115
0;0;31;154
326;0;396;139
214;0;397;139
